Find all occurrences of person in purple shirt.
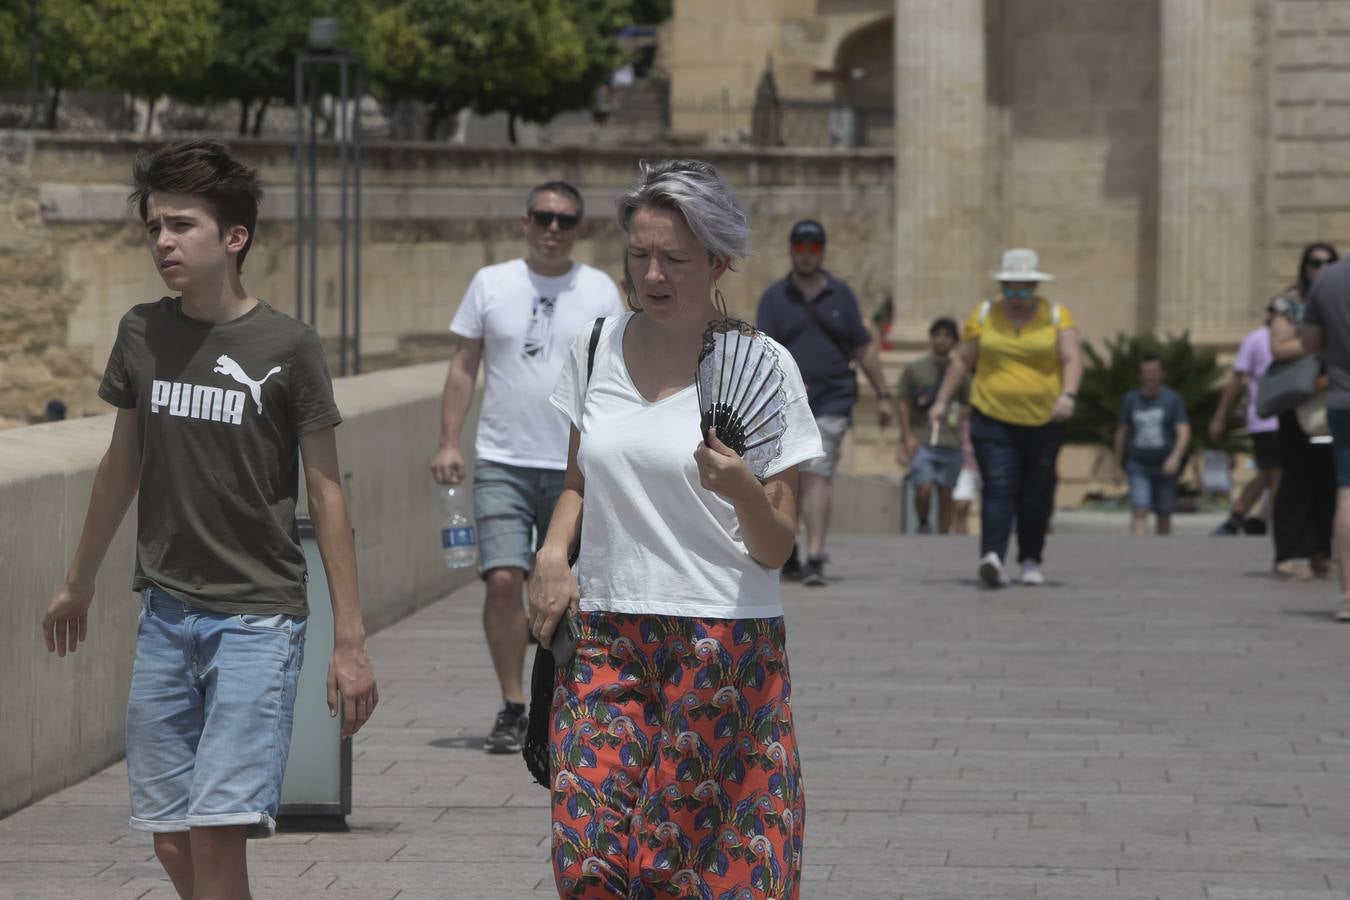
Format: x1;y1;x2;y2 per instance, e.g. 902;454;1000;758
1209;301;1283;536
755;219;897;586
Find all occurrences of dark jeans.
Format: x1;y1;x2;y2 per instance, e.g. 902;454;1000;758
1272;410;1334;562
971;409;1064;564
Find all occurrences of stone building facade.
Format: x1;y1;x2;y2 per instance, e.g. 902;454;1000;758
664;0;1350;347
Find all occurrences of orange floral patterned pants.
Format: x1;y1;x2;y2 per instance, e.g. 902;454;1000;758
549;613;804;900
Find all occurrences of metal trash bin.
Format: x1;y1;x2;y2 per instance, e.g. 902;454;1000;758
278;515;352;820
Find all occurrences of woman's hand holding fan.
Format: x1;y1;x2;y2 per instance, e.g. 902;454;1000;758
693;427;761;504
695;318;789;483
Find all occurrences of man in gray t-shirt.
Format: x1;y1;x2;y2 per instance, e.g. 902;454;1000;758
1301;255;1350;620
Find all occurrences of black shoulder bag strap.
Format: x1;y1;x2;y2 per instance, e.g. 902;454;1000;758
523;315;604;789
798;295;856;366
586;315;603;380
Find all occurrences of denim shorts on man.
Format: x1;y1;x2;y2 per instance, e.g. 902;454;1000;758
910;444;964;488
800;414;850;478
473;458;566;574
126;586;306;838
1126;460;1178;515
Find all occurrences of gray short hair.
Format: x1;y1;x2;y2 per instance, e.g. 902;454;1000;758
615;159;751;265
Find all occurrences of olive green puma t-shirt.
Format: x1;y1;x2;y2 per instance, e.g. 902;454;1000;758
98;298;342;616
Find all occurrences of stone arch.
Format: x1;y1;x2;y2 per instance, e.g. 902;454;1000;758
831;16;894;111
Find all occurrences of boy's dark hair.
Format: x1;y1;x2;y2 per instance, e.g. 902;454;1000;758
527;180;584;218
1140;353;1164;368
929;317;959;340
129;140;263;273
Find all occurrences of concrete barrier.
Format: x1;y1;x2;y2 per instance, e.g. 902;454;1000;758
0;359;899;818
0;362;479;817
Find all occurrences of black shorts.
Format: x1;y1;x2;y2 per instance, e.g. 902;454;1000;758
1251;430;1280;471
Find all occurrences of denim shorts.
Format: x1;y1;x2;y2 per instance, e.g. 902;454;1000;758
801;414;850;478
1126;460;1178;515
126;586;306;838
473;459;566;575
911;444;964;488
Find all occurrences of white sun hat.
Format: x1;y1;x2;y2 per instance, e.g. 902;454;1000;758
992;248;1054;282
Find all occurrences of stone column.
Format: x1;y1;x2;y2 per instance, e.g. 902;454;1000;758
1157;0;1257;339
893;0;987;333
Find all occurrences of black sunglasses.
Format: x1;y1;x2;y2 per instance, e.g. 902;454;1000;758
529;210;579;230
1309;256;1335;269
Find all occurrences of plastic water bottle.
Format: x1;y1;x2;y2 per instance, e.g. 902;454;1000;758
440;486;478;569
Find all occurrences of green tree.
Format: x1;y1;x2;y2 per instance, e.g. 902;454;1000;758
84;0;219;131
173;0;374;136
472;0;630;142
366;0;643;142
13;0;216;129
0;1;30;91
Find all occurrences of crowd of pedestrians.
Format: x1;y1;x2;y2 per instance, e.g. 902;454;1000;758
34;138;1350;900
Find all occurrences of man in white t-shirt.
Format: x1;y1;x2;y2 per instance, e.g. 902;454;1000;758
430;181;623;753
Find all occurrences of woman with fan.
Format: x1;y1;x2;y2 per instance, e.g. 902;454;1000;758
527;159;822;899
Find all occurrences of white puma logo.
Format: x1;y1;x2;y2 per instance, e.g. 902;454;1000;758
213;355;281;414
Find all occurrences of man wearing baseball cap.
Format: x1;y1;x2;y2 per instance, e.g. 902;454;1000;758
755;219;897;586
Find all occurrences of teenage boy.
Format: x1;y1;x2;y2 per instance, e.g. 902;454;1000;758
430;181;622;754
1114;354;1191;536
897;317;970;533
42;140;378;900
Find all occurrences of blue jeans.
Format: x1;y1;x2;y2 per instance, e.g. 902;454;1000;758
1126;460;1178;515
126;587;306;838
970;410;1064;564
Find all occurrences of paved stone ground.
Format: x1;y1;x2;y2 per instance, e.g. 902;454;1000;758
3;528;1350;899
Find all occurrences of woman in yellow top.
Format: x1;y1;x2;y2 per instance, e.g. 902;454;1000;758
930;249;1083;587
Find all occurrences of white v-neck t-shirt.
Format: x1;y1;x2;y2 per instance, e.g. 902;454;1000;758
549;312;824;619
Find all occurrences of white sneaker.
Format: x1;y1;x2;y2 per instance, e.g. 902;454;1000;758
1019;563;1045;586
978;552;1010;587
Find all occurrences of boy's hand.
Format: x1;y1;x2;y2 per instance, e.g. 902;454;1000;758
328;641;378;737
43;583;94;657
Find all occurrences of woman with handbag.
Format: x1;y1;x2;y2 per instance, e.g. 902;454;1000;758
1267;243;1338;580
527;159;823;899
929;248;1083;588
1299;253;1350;620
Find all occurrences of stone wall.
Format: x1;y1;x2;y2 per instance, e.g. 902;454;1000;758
1267;0;1350;294
0;132;894;427
0;363;904;818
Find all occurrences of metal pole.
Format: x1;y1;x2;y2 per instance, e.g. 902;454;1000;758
337;57;349;377
352;64;363;376
294;56;305;320
308;61;318;330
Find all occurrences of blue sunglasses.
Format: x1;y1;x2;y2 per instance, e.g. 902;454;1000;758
1001;285;1036;300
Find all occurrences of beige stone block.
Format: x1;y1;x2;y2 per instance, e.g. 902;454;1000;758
1274;68;1350;102
1275;1;1322;32
1324;1;1350;30
1272;172;1350;207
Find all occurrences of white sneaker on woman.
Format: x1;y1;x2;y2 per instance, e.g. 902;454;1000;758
978;552;1011;588
1018;563;1045;586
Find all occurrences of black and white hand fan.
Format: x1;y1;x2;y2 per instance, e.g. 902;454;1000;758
695;318;788;480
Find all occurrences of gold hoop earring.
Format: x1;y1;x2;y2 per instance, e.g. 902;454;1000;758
713;284;728;317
